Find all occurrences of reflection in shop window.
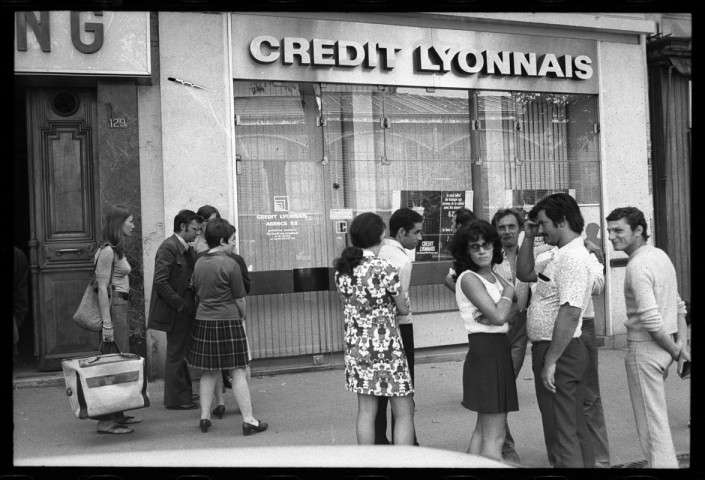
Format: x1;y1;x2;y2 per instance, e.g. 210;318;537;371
233;81;601;268
473;91;600;222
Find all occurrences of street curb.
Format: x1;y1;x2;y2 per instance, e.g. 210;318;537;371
13;345;625;389
11;348;466;389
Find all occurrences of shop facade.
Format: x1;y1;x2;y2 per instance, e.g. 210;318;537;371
16;11;671;378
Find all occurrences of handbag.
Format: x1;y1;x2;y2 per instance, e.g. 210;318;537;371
72;245;115;332
61;342;150;419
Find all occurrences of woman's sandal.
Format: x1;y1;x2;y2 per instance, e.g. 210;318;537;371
114;415;142;425
97;423;134;434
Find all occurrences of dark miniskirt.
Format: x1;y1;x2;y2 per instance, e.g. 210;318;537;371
186;319;249;371
462;332;519;414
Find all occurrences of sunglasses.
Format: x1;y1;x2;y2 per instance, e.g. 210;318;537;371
468;241;494;253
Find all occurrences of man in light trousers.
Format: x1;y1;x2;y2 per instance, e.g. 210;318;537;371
606;206;690;468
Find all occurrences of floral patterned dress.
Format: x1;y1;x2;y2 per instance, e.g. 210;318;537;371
335;251;413;397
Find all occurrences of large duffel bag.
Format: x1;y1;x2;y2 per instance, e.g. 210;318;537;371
61;350;150;419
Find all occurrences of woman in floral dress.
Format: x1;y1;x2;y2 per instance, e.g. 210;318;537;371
333;212;414;445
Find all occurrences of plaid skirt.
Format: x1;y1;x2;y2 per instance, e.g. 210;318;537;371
186;319;249;370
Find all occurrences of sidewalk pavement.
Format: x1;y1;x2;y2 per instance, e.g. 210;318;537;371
12;345;691;471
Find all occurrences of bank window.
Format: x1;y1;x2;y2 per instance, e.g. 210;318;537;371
233;81;601;271
321;85;473;262
473;91;602;241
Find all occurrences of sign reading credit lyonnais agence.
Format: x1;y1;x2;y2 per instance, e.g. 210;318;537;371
233;15;599;94
14;11;151;76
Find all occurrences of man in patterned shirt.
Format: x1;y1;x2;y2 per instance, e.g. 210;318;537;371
516;193;595;468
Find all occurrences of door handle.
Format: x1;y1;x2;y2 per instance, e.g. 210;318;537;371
56;248;83;256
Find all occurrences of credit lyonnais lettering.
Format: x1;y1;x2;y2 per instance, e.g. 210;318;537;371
249;36;593;80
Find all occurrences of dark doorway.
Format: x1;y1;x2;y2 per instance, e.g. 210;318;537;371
14;81;36;375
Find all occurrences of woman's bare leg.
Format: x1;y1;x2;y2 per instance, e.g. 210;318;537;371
478;412;507;460
390;395;415;445
198;370;218;420
230;367;257;425
356;393;379;445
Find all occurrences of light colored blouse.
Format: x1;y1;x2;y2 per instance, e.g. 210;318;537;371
94;245;130;293
456;269;508;335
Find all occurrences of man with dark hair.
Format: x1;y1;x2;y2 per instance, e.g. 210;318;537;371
490;207;530;464
376;207;423;445
517;193;595;468
606;206;689;468
444;207;476;293
148;209;204;410
454;207;476;230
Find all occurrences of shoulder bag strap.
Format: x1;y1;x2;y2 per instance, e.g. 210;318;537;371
94;244;116;295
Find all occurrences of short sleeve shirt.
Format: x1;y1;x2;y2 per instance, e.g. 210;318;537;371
527;237;593;342
379;238;413;324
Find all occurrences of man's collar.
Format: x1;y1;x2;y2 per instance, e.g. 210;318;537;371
560;236;584;250
383;237;405;251
173;233;189;252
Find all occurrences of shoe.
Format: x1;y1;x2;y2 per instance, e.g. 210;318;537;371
191;393;200;402
199;419;212;433
242;419;268;436
166;402;199;410
212;405;225;419
222;372;233;390
97;423;133;435
114;414;142;425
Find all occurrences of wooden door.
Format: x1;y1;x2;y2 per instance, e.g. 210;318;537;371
27;87;101;371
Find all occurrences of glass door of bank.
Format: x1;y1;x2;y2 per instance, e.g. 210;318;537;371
233;81;603;361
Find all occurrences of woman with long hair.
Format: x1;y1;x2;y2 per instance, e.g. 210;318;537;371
333;212;415;445
95;204;140;434
187;218;267;435
449;219;519;459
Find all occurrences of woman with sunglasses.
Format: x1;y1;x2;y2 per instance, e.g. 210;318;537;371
449;219;519;460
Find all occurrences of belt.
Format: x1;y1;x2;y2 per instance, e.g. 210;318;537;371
112;291;130;301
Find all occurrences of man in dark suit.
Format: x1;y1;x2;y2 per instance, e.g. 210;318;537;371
148;210;204;409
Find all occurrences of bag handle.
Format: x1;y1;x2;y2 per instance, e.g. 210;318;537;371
93;340;133;361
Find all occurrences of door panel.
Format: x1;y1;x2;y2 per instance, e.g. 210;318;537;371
27;87;101;370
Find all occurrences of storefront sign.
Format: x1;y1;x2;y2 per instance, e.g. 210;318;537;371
233;15;599;94
250;36;592;80
257;213;311;241
15;11;151;76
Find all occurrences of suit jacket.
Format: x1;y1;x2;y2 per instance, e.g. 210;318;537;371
147;234;196;333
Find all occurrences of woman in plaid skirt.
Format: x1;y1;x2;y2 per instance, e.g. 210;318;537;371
186;218;268;435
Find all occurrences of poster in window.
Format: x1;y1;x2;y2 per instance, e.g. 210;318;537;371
393;190;473;262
